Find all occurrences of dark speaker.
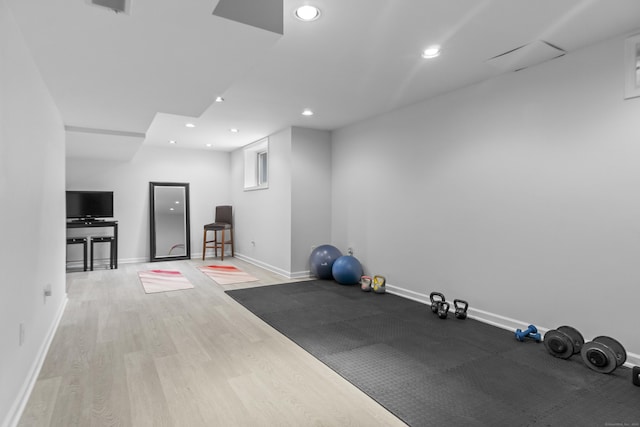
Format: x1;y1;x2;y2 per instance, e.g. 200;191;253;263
633;366;640;387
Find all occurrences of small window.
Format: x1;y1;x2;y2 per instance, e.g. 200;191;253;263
244;138;269;190
257;150;268;186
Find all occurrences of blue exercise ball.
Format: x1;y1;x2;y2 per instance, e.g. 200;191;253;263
332;255;363;285
309;245;342;280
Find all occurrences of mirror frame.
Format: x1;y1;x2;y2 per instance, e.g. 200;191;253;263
149;182;191;262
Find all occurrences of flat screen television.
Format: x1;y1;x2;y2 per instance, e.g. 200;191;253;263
66;191;114;220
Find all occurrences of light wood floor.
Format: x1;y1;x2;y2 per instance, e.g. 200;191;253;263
19;258;406;427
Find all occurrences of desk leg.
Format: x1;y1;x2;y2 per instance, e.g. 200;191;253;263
114;223;118;269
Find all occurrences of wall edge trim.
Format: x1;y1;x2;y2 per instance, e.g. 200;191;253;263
4;296;68;427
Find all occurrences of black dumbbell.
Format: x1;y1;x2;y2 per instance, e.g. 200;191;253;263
581;336;627;374
544;326;584;359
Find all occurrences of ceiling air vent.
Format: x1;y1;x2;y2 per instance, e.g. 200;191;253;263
487;40;565;72
88;0;129;14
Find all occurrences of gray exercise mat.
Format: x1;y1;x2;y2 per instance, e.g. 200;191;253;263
227;280;639;426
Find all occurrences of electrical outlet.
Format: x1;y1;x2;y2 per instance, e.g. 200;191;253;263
19;323;25;346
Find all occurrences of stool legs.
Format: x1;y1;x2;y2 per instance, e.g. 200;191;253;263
202;228;234;260
202;229;207;261
90;237;115;271
66;238;88;272
83;240;88;271
109;239;115;269
230;228;234;257
90;240;95;271
67;237;116;271
220;229;224;261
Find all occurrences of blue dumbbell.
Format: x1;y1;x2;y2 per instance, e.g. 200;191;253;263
515;325;541;342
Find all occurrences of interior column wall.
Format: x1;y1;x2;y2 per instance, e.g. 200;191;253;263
231;128;293;275
290;127;332;276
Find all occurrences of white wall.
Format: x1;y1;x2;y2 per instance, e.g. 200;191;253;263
291;127;332;275
230;127;332;277
66;145;231;262
332;33;640;360
0;2;67;425
231;128;293;274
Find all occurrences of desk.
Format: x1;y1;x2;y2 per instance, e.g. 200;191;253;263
66;220;118;269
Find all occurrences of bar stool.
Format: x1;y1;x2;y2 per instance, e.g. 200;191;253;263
66;237;88;271
202;205;234;261
90;236;116;270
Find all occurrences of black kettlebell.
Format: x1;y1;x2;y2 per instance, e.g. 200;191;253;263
437;301;450;319
429;292;446;314
454;299;468;320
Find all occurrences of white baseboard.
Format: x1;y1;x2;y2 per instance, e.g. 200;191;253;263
4;296;68;427
234;253;290;277
234;253;311;280
118;257;147;265
66;256;147;270
386;282;640;368
626;353;640;369
289;269;311;280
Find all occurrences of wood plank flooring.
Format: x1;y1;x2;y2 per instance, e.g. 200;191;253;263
18;258;406;427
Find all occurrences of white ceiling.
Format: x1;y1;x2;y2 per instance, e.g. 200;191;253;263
7;0;640;159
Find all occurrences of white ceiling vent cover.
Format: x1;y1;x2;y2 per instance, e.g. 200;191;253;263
487;41;565;72
88;0;129;14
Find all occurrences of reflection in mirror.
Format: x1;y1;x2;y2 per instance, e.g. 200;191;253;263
150;182;191;261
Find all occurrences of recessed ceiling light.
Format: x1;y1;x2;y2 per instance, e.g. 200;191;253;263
169;140;177;144
295;5;320;21
302;108;314;116
421;45;441;59
206;143;212;147
230;128;239;133
175;200;180;204
185;123;195;128
215;96;224;103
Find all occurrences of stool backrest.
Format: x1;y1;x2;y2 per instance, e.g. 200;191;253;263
215;205;233;225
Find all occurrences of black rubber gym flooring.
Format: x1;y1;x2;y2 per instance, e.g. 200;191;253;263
226;280;640;427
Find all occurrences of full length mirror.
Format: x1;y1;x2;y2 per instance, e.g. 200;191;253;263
150;182;191;261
